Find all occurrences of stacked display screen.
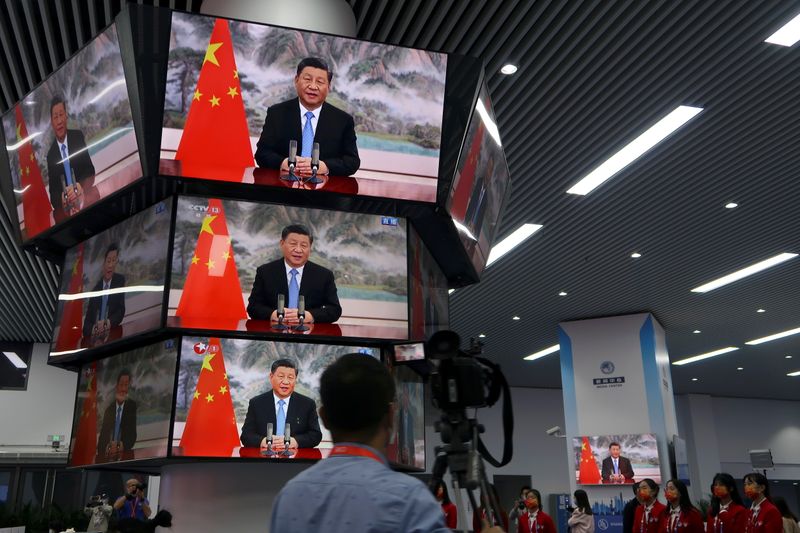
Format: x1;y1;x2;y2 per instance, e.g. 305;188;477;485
408;225;449;339
1;22;142;241
160;12;446;202
51;201;171;358
572;433;661;485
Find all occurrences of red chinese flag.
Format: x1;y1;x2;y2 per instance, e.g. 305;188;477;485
578;436;602;484
449;123;485;222
70;362;98;465
175;198;247;323
14;105;53;237
175;18;254;169
179;338;240;456
55;244;85;351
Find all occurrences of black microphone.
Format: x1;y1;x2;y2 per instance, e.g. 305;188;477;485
266;422;274;445
274;294;287;330
294;295;309;332
306;142;322;184
281;423;292;456
283;140;299;182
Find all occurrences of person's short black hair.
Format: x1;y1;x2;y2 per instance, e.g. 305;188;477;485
105;242;120;259
50;95;66;115
320;353;394;433
609;442;621;449
270;358;297;375
281;224;313;244
639;478;659;495
296;57;333;83
117;369;131;384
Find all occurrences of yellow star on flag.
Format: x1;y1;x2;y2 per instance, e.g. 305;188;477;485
203;42;223;66
223;372;228;381
25;166;30;175
193;89;203;101
191;255;199;265
205;393;215;403
15;124;21;140
581;442;586;451
233;69;238;79
219;385;228;395
201;352;215;372
205;259;216;270
209;95;221;107
200;215;217;235
227;86;239;98
29;153;34;161
223;250;231;261
193;390;200;400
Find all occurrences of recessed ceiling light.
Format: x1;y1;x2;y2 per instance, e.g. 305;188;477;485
558;291;568;296
673;346;739;366
788;370;800;377
765;11;800;46
524;344;560;361
786;355;793;359
725;202;738;209
500;63;518;75
2;352;27;369
448;289;455;295
478;334;486;338
630;252;642;258
745;326;800;345
566;105;703;195
690;253;798;293
512;316;521;321
486;224;543;267
737;367;744;371
693;330;701;334
757;308;766;313
691;378;698;381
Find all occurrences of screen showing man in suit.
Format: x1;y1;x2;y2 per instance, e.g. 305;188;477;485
240;358;322;451
97;369;137;456
255;57;360;177
83;243;126;340
247;224;341;324
601;442;636;484
46;95;96;222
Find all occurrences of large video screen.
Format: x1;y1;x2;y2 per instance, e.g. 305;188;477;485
386;364;425;470
160;12;446;202
172;336;379;458
1;22;141;241
446;81;511;275
572;434;661;485
51;201;171;358
168;196;409;339
409;224;449;340
68;339;178;466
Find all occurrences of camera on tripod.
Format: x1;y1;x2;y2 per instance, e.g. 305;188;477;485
86;494;108;507
426;330;497;412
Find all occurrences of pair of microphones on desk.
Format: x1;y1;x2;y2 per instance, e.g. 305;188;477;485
262;422;293;457
284;139;323;184
273;294;309;332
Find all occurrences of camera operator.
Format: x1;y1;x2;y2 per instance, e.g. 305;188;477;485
508;485;532;532
114;478;151;522
84;494;113;533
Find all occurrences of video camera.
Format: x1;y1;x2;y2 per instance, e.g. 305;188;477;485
86;494;109;507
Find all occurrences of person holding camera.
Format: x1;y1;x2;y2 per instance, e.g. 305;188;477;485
509;485;532;532
114;478;151;522
84;494;113;533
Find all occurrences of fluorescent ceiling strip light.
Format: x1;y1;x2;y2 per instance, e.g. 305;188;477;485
475;99;502;147
88;78;126;104
452;219;478;241
524;344;559;361
672;346;739;366
486;223;543;267
745;327;800;346
58;127;133;164
49;348;86;357
13;185;31;194
765;12;800;46
59;285;164;301
691;253;798;293
6;131;43;151
448;289;455;295
787;370;800;377
567;106;703;195
3;351;27;369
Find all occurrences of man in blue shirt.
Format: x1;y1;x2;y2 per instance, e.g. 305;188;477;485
113;478;151;522
270;354;505;533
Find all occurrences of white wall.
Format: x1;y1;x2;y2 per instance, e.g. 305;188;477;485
0;343;77;447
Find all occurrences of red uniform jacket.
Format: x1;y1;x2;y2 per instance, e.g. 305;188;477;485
518;510;556;533
635;502;667;533
441;501;457;529
660;508;704;533
706;503;748;533
745;499;782;533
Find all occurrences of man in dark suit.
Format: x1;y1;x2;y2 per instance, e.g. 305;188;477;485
46;95;96;222
97;369;137;456
240;359;322;451
254;57;360;177
601;441;636;484
83;243;126;339
247;224;341;324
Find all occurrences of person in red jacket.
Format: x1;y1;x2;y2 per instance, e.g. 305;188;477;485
743;473;782;533
661;479;704;533
634;479;666;533
707;473;748;533
518;489;556;533
431;480;458;529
